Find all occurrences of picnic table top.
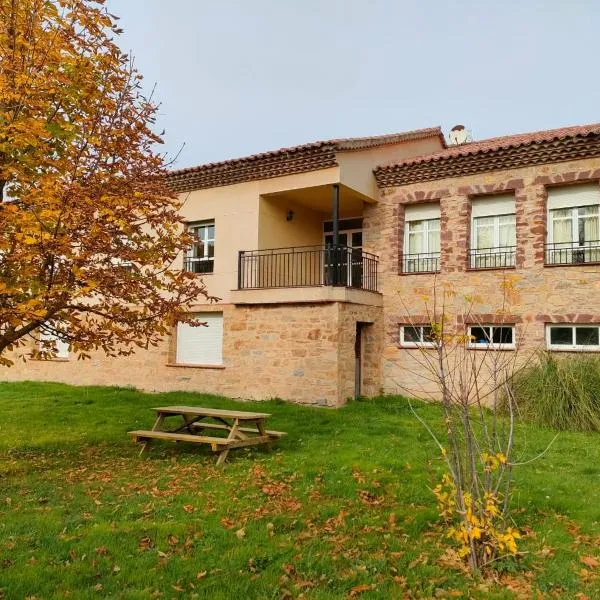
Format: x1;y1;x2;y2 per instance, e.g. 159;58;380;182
152;405;271;420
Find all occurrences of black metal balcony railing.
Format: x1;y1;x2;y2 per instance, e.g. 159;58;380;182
184;257;214;274
545;241;600;265
237;245;378;292
468;246;516;269
401;252;440;274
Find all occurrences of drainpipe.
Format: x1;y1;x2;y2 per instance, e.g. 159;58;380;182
331;184;340;286
332;184;340;247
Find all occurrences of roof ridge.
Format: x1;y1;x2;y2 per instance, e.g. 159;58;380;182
374;122;600;188
168;126;444;178
377;122;600;172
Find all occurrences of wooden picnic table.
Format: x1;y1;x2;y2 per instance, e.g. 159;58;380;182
128;405;286;465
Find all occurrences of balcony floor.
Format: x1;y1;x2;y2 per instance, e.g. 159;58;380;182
230;285;382;307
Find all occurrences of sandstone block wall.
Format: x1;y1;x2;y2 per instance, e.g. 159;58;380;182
4;301;382;407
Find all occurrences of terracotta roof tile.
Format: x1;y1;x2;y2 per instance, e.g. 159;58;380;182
375;123;600;187
168;127;444;193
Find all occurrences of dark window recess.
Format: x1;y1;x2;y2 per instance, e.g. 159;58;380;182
403;326;420;343
323;218;363;233
550;327;573;346
470;325;514;345
493;327;513;345
576;327;600;346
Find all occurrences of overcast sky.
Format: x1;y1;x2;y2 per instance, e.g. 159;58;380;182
107;0;600;169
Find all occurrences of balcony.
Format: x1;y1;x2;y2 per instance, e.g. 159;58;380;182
401;252;440;274
545;241;600;266
468;246;516;270
237;245;378;292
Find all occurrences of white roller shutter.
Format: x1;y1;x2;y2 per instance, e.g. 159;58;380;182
39;329;69;359
176;313;223;365
547;184;600;210
471;194;515;217
404;203;440;221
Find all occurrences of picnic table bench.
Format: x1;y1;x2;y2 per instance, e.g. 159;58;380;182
128;405;286;465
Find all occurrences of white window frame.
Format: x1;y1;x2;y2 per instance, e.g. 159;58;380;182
186;221;215;273
400;324;436;348
39;325;69;359
470;213;516;268
547;205;600;244
546;324;600;352
404;218;441;256
175;312;223;366
467;324;516;350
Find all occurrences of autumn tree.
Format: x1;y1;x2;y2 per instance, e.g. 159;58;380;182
0;0;211;364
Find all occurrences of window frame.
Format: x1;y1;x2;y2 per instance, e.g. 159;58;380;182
186;220;215;274
546;324;600;352
399;324;436;348
404;217;441;257
38;325;70;359
467;324;516;350
471;212;516;250
548;204;600;246
175;312;224;366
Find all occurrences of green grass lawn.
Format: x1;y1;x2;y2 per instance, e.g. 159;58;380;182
0;382;599;599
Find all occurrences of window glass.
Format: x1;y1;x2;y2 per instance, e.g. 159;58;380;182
550;327;573;345
498;215;516;247
422;326;435;343
403;326;421;343
575;327;599;346
474;217;494;249
187;222;215;273
470;326;490;344
492;326;513;345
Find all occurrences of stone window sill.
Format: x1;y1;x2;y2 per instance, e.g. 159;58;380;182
166;362;225;370
466;265;517;272
30;358;70;362
399;270;441;276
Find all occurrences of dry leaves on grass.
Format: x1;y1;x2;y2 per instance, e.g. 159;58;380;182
357;489;384;506
580;555;600;569
349;583;375;597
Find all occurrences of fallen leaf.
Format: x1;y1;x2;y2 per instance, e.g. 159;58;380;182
138;536;153;552
235;528;246;539
167;535;179;547
196;571;207;580
580;555;600;569
349;584;373;596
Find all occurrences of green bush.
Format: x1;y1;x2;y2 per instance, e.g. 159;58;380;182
510;353;600;431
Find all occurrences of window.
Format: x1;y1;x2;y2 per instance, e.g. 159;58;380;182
403;204;441;273
175;312;223;365
39;326;69;359
546;324;600;351
470;195;516;269
186;221;215;274
546;184;600;265
400;325;435;347
468;325;515;349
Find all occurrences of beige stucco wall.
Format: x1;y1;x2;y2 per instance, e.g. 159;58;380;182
179;181;261;303
258;195;325;250
336;136;444;200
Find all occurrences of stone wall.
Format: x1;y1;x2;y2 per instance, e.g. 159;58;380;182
4;301;382;407
363;157;600;398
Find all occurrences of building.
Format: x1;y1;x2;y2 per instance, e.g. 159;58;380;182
7;123;600;406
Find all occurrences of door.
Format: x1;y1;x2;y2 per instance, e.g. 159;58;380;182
323;229;363;287
355;322;363;399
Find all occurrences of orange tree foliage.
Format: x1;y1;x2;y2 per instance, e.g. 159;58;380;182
0;0;211;364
